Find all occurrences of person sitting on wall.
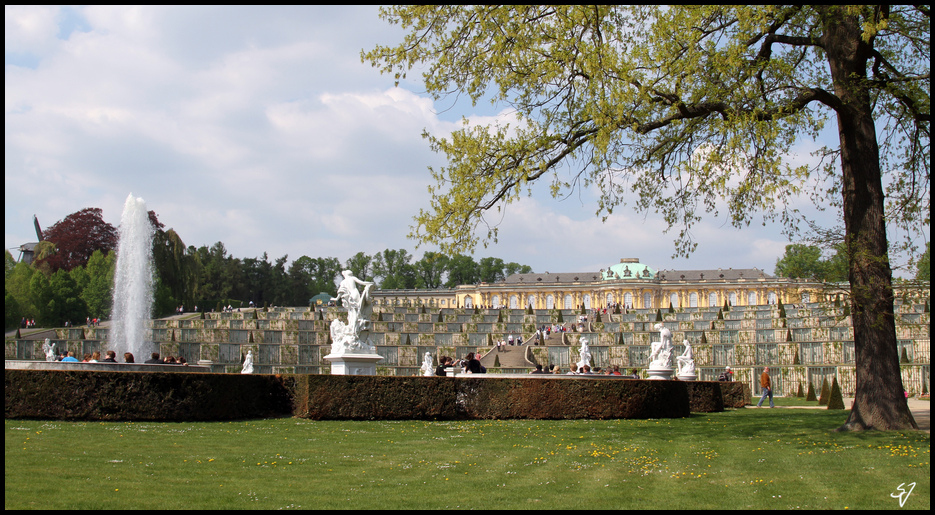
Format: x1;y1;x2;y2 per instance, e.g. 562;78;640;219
124;352;135;363
435;356;448;376
718;366;734;381
462;352;482;374
144;352;161;364
61;351;79;362
101;350;118;363
530;364;545;374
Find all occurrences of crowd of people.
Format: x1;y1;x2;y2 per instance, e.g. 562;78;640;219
52;349;189;365
526;364;642;377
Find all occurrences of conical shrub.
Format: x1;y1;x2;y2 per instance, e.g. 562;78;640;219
806;382;818;401
796;383;805;398
827;377;846;410
493;354;501;368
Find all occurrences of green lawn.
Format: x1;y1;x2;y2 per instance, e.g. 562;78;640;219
5;408;929;510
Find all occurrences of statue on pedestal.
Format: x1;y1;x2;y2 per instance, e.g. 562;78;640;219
576;336;592;369
43;338;56;362
241;350;254;374
676;340;696;377
421;351;435;376
329;270;377;356
649;323;673;369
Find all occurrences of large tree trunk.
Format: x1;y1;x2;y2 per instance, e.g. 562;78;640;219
823;11;917;431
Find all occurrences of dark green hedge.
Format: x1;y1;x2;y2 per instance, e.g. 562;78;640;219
5;370;292;421
718;381;751;408
293;375;461;420
8;370;745;421
684;381;724;413
294;376;690;420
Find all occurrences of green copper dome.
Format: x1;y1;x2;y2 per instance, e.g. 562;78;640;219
602;259;656;280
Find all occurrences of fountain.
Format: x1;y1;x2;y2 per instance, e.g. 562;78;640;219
109;194;155;362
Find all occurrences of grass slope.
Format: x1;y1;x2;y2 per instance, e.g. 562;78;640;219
5;408;929;510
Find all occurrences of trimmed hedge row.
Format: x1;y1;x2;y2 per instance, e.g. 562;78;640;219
294;376;691;420
4;369;292;421
6;370;748;422
718;381;751;408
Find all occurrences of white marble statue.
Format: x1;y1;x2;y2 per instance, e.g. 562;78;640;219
42;338;56;362
649;323;673;369
577;336;592;369
241;350;254;374
329;270;377;356
676;340;695;377
421;351;435;377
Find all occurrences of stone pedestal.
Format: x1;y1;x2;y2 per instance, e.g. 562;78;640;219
324;353;383;375
647;366;674;380
676;373;697;381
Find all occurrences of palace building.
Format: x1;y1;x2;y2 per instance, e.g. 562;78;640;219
439;258;832;311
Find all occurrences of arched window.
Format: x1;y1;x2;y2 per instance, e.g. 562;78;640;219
546;295;555;309
708;292;718;307
689;292;698;307
768;291;778;304
801;292;810;303
729;292;737;306
670;293;679;308
583;294;591;309
527;295;536;309
564;295;573;309
510;295;518;309
624;292;633;308
643;292;653;309
606;293;614;306
491;295;500;309
748;291;757;306
464;296;473;308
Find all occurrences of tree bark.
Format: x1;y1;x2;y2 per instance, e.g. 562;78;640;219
822;10;917;431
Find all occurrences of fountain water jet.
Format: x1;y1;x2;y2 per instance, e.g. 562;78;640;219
109;194;154;361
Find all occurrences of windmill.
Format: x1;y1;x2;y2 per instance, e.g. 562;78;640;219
11;215;44;264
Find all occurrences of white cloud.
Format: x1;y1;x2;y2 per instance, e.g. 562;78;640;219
5;5;61;55
11;5;898;282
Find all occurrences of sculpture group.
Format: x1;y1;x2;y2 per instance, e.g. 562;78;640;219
323;270;383;375
648;323;696;380
329;270;377;356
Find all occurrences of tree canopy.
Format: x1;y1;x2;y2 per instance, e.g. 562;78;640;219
364;5;930;431
38;207;117;273
365;6;928;257
774;243;848;282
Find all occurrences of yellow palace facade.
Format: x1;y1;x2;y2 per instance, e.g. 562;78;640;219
451;258;837;311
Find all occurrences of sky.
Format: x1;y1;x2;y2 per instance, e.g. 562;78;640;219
6;5;911;280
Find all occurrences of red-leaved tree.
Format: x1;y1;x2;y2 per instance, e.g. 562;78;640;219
39;208;118;272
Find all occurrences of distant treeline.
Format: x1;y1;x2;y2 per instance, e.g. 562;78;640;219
5;207;532;329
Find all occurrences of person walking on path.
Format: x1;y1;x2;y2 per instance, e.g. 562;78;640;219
757;366;774;408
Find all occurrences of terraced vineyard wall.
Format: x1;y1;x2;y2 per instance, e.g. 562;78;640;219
6;302;930;398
